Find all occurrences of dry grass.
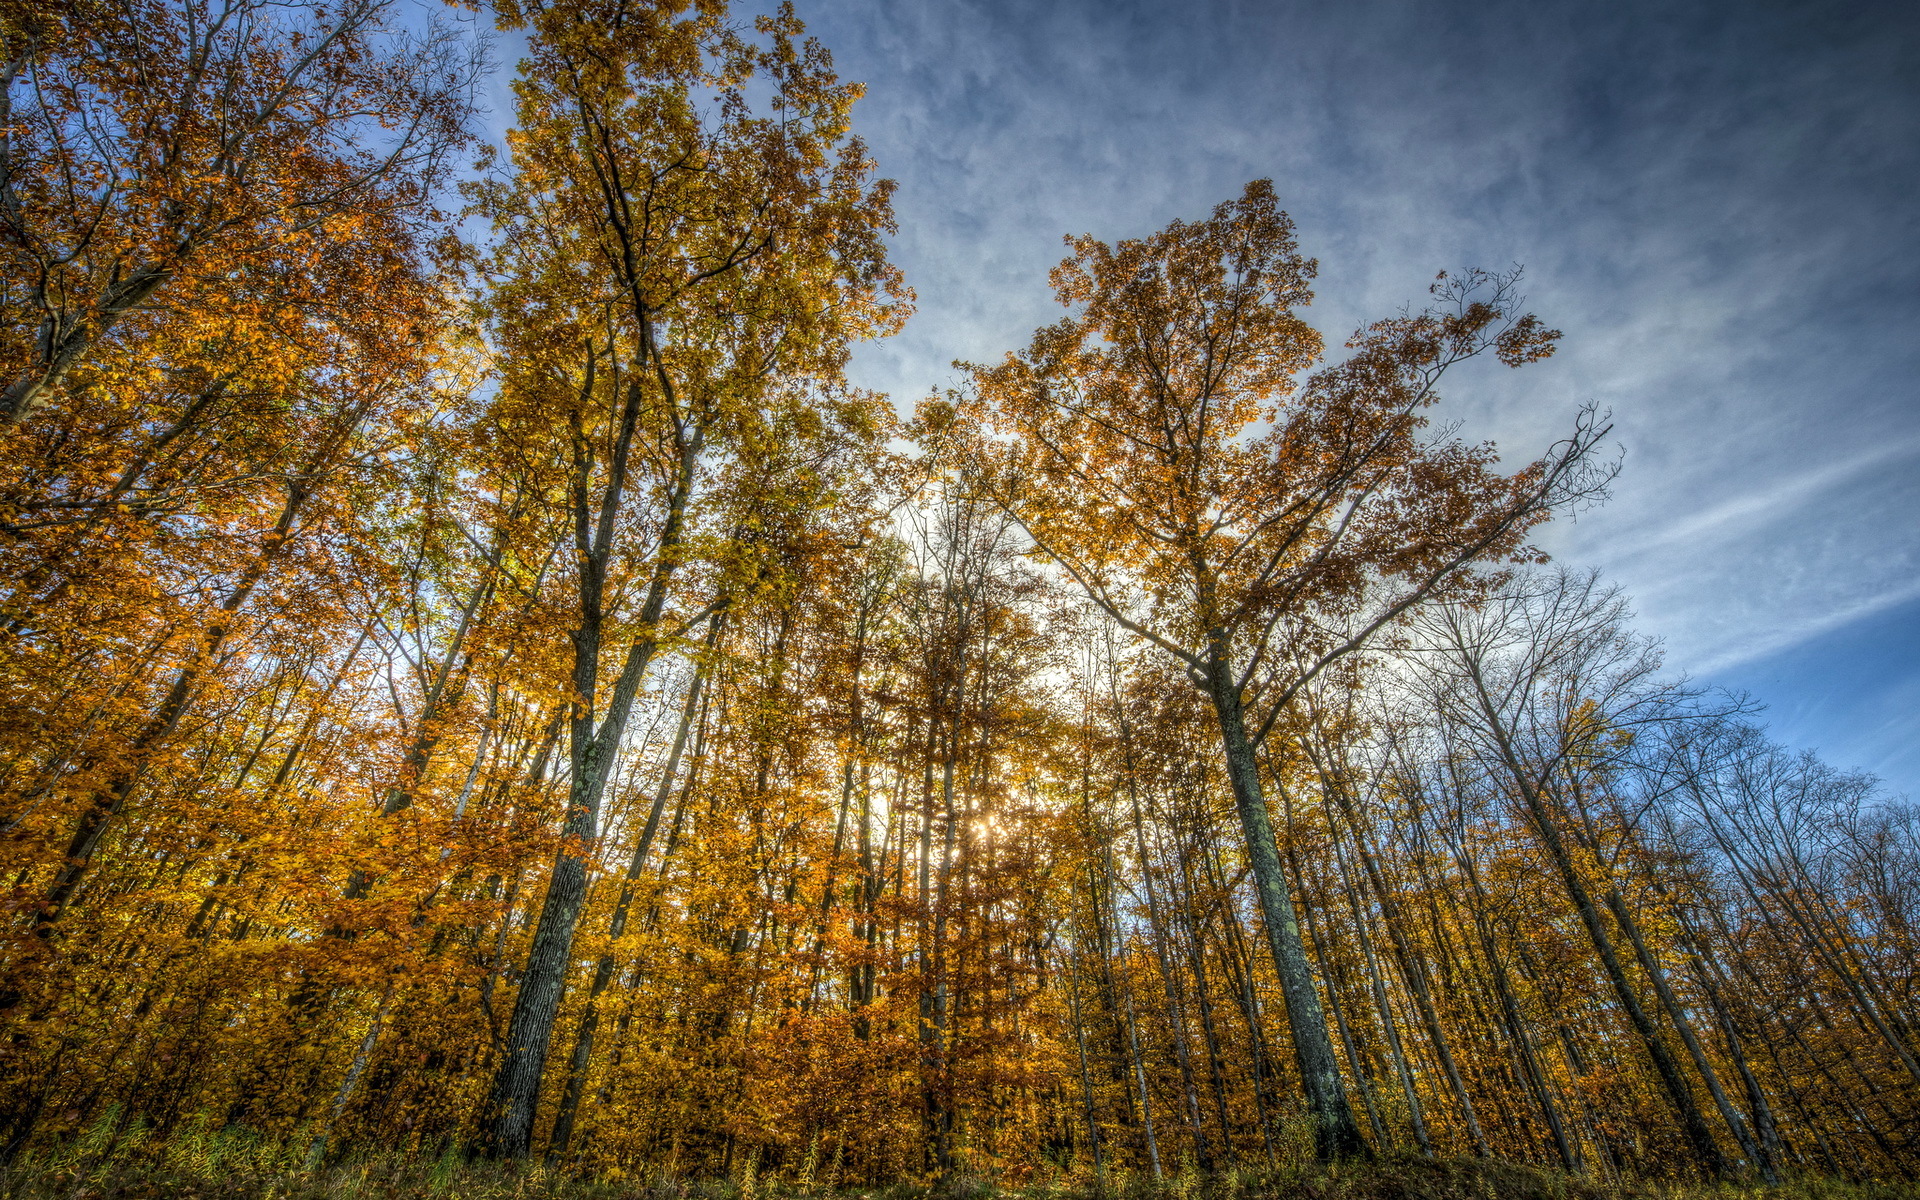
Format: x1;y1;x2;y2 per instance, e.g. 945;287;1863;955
0;1119;1911;1200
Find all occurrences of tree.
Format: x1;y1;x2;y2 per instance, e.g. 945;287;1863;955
5;5;1916;1178
469;0;906;1157
962;180;1610;1160
1410;571;1731;1175
0;0;478;973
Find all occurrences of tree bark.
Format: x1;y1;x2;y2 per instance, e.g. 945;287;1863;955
1207;668;1367;1162
547;638;713;1158
481;356;702;1158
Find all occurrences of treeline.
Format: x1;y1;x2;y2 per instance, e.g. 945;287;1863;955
0;0;1914;1187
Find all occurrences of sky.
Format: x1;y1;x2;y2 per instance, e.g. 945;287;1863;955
449;0;1920;794
753;0;1920;797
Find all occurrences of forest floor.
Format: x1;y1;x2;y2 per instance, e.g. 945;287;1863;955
1;1147;1914;1200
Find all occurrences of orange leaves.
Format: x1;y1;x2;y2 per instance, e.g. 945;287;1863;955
11;6;1906;1185
1044;180;1320;416
0;0;472;426
0;0;476;821
966;184;1605;722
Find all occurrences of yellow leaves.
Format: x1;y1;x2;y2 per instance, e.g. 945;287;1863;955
3;1;1821;1185
967;186;1587;727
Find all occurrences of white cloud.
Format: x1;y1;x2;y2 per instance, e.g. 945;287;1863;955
463;0;1920;789
807;0;1920;786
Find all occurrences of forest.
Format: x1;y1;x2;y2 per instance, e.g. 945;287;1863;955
0;0;1915;1194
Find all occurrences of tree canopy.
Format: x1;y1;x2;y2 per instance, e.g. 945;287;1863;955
0;0;1911;1187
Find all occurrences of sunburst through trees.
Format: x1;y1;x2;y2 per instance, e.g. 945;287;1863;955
0;0;1913;1187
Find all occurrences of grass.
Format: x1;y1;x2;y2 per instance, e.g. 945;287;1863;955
0;1121;1912;1200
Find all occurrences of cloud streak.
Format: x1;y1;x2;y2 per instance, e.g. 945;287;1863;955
797;0;1920;790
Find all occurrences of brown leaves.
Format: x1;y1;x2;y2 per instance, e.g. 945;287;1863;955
967;183;1606;740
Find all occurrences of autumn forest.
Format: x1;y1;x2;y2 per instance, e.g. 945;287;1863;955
0;0;1914;1193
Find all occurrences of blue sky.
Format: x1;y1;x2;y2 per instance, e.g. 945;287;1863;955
454;0;1918;792
771;0;1920;797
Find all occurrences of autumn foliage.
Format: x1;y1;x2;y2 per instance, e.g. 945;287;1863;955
0;0;1913;1189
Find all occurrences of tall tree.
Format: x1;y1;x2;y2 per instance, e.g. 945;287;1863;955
962;181;1609;1160
471;0;905;1157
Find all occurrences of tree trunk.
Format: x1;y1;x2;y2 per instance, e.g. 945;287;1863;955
548;640;713;1157
481;357;700;1158
1603;888;1769;1179
1206;670;1367;1162
1460;659;1730;1179
36;471;312;935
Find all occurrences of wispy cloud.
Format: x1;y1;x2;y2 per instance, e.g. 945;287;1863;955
817;0;1920;781
1691;578;1920;677
803;0;1920;786
1597;438;1920;564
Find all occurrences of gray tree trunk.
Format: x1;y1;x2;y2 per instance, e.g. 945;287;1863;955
1206;670;1367;1161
